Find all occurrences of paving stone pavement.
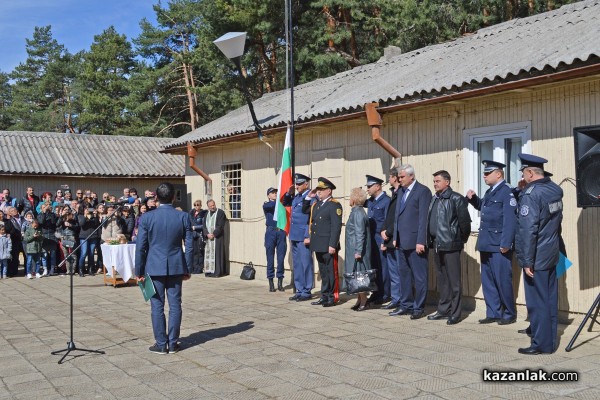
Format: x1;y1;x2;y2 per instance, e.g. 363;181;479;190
1;274;599;399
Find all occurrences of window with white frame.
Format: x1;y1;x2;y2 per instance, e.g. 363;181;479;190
463;122;532;231
221;162;242;219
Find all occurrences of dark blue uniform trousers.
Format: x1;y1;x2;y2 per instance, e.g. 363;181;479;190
265;227;287;279
291;240;313;299
150;275;183;349
524;267;558;353
387;248;401;305
481;251;516;320
398;249;429;313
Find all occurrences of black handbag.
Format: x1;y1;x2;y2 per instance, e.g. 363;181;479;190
343;260;377;294
240;262;256;280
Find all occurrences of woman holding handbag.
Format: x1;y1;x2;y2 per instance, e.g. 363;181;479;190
345;188;373;311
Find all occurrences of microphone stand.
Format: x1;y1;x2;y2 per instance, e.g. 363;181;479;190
51;204;124;364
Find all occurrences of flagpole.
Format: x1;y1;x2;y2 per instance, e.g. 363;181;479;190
287;0;295;177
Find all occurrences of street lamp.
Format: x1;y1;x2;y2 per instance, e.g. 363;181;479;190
214;32;264;139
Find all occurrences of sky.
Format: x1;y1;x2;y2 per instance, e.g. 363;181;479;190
0;0;158;73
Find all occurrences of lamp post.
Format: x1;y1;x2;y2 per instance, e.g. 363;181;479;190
214;32;263;139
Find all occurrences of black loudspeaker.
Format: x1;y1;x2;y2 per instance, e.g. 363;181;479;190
574;125;600;208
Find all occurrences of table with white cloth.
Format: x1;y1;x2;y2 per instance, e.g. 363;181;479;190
101;243;137;287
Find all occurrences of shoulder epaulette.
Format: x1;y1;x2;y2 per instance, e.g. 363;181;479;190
525;185;535;195
504;182;513;190
330;198;339;203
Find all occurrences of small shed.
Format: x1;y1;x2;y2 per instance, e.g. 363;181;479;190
0;131;187;208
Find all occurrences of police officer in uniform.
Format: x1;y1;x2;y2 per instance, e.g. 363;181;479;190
282;174;315;301
302;177;343;307
364;175;391;305
263;187;287;292
515;154;563;355
466;160;518;325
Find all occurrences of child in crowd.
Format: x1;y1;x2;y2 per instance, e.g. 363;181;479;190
0;225;12;279
24;219;43;279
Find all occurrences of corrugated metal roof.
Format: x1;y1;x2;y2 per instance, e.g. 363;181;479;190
166;0;600;149
0;131;185;177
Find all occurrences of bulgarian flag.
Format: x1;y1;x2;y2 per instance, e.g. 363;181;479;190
274;127;292;233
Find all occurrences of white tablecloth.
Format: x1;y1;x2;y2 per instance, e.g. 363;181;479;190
101;243;136;282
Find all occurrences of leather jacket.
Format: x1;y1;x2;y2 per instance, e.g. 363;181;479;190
427;187;471;252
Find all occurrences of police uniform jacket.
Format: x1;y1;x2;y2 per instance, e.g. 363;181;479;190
468;181;517;253
515;177;563;271
282;190;311;242
262;200;277;227
302;197;342;253
365;192;390;241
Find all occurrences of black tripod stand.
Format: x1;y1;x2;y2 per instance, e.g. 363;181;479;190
565;292;600;351
51;204;124;364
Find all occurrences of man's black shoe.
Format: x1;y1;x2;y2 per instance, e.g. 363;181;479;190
289;294;299;301
170;343;181;354
389;308;410;316
518;346;542;355
479;317;500;324
498;318;517;325
518;328;533;337
311;299;324;306
296;296;311;302
410;311;425;320
322;302;335;307
446;317;460;325
382;302;400;310
427;312;449;320
149;343;168;355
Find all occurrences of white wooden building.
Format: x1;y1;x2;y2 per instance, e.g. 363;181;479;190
164;0;600;316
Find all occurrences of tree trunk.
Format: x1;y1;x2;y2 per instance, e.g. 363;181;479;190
342;8;358;62
323;6;336;50
182;62;197;131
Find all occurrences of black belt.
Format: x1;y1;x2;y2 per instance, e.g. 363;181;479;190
267;226;281;231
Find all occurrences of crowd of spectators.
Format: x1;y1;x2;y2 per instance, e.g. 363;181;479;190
0;186;157;279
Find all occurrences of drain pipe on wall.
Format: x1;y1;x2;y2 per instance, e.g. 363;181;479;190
365;102;402;168
187;142;213;198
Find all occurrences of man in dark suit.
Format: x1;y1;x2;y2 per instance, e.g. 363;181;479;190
302;177;342;307
466;160;518;325
380;168;402;309
135;182;193;355
391;164;432;319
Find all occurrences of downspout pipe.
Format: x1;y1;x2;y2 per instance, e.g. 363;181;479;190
365;102;401;163
187;142;213;197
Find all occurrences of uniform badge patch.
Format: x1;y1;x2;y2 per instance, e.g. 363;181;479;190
520;205;529;216
510;198;517;207
336;208;342;216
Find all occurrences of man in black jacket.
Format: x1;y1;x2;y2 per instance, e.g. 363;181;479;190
380;168;402;311
18;187;40;217
302;177;342;307
426;170;471;325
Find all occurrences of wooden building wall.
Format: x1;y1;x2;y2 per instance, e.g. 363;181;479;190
186;76;600;315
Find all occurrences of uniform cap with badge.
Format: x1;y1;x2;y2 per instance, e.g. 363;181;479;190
365;174;384;187
316;177;336;190
266;187;277;195
518;153;548;171
482;160;506;174
294;173;310;185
